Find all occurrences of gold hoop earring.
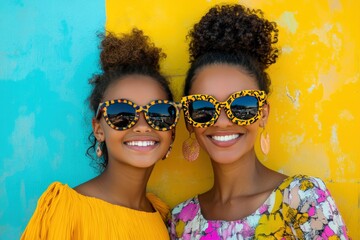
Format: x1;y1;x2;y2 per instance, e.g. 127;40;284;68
182;132;199;162
96;141;103;158
260;125;270;155
162;143;173;160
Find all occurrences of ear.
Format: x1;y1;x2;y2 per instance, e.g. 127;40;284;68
92;118;105;141
259;103;270;128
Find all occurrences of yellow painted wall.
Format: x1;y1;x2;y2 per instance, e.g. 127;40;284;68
106;0;359;237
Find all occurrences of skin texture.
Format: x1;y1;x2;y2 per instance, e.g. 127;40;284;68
75;75;173;211
188;64;286;221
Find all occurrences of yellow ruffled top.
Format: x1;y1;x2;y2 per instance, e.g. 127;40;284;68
21;182;170;240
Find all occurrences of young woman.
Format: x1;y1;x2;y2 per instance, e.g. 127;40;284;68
169;4;349;239
22;29;180;239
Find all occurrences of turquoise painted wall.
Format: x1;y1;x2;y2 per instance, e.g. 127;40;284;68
0;0;105;238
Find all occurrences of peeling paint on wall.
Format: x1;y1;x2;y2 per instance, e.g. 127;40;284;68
278;11;298;34
285;86;301;109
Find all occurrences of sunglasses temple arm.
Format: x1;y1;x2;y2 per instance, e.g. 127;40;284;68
95;103;103;119
176;102;183;109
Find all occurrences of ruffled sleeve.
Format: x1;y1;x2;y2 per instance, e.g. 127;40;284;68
21;182;76;240
283;175;349;239
146;193;170;221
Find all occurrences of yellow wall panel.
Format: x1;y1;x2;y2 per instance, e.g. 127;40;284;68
106;0;359;237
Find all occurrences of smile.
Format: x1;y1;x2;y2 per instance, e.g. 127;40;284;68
211;134;240;142
125;141;157;147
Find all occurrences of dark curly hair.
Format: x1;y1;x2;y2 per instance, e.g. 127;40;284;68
184;4;279;95
87;28;173;171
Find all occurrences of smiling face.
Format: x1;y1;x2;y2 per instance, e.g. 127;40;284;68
93;74;173;169
188;64;269;164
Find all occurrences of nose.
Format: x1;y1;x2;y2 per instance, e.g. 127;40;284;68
132;112;151;132
213;108;233;128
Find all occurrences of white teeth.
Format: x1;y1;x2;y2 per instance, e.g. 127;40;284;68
212;134;239;142
126;141;156;147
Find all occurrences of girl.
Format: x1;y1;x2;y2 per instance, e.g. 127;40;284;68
22;29;180;239
169;4;349;239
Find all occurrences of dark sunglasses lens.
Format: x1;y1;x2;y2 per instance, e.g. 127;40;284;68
107;103;136;128
231;96;259;120
189;100;216;123
148;103;177;129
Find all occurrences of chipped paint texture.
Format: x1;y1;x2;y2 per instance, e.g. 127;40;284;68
278;11;298;34
106;0;359;237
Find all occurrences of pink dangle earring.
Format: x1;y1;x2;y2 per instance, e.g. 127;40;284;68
260;123;270;155
96;141;103;158
182;132;200;162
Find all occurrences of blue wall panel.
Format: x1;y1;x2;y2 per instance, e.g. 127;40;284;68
0;0;105;238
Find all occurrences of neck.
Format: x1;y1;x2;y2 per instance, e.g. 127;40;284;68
209;149;268;202
95;160;154;210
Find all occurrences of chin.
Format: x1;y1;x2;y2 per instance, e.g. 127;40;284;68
208;153;238;164
207;149;252;164
131;162;157;169
210;157;240;165
127;156;160;168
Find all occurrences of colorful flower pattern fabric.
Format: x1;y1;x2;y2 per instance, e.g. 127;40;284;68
168;175;349;240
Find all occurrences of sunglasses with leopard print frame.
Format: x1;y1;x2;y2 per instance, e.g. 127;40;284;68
181;90;267;128
96;99;182;131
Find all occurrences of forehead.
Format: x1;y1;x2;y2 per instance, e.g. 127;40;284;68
103;75;167;104
190;64;259;100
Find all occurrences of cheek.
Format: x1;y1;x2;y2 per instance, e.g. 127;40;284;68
243;124;261;145
247;122;260;132
160;131;173;144
100;120;111;134
164;130;175;143
192;128;208;147
103;125;116;140
102;123;127;144
193;128;206;138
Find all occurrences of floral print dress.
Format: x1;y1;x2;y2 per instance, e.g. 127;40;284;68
168;175;349;240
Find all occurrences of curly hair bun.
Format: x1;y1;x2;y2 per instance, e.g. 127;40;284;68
189;4;279;68
99;28;166;72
